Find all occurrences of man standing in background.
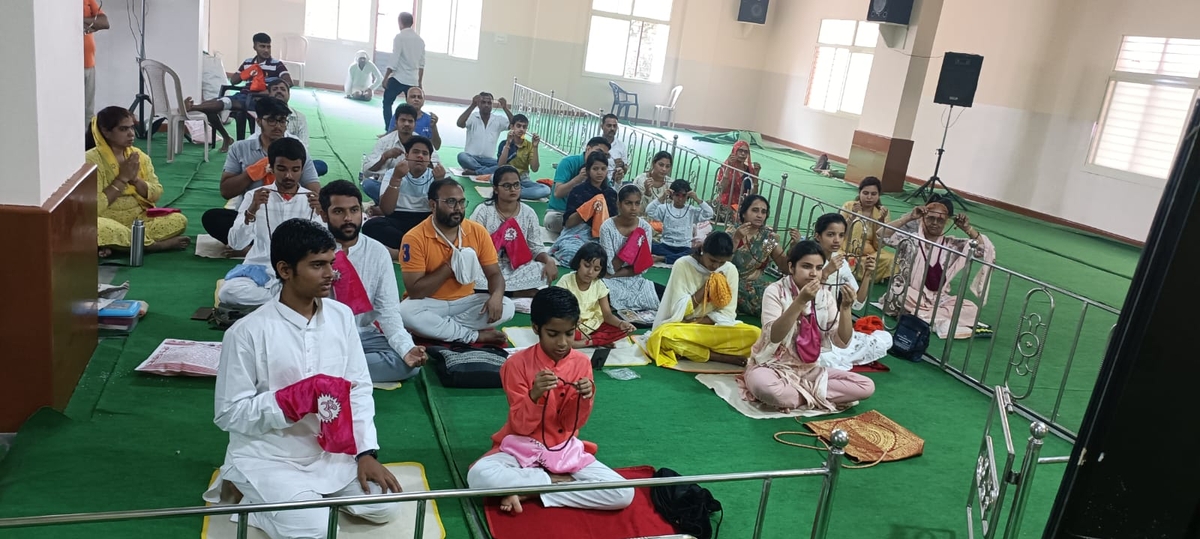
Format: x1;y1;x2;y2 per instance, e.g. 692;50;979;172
83;0;109;127
382;12;425;132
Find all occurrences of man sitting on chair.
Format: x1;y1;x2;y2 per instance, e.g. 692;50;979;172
218;137;325;307
186;32;291;152
201;97;319;249
204;218;401;539
399;179;514;345
320;180;428;383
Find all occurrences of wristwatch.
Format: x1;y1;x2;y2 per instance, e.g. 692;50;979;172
356;449;378;462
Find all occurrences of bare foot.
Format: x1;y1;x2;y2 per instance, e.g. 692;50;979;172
476;328;508;346
222;245;250;258
146;236;191;253
462;169;477;176
368;205;385;217
499;494;533;513
652;255;666;263
219;140;232;153
707;352;748;366
386;247;400;261
184;96;195;112
548;473;575;483
98;247;112;258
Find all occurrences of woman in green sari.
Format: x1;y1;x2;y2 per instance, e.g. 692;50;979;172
731;195;797;315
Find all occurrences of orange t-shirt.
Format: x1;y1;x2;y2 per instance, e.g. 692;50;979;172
83;0;103;69
400;217;499;301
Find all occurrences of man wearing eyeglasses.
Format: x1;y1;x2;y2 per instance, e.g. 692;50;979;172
398;179;514;346
202;97;321;252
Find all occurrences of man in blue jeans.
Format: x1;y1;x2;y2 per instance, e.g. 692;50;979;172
361;104;440;205
456;92;513;175
495;114;551;200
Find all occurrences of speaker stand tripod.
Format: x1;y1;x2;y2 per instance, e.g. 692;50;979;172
126;0;152;139
904;104;968;208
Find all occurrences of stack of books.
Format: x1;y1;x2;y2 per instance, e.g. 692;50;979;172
98;300;142;334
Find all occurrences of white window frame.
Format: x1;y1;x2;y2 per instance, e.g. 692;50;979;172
1085;36;1200;186
418;0;482;61
583;1;674;83
805;19;878;117
304;0;373;44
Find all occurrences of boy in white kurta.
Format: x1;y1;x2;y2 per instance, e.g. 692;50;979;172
204;219;401;539
219;138;326;307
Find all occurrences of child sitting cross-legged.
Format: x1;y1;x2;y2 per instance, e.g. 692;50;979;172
645;179;714;264
558;243;637;348
466;287;634;514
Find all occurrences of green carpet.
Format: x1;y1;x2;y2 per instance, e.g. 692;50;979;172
0;88;1128;538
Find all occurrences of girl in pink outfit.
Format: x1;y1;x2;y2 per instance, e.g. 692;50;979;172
738;240;875;413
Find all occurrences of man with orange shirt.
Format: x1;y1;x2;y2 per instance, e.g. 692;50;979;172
83;0;110;125
399;179;513;345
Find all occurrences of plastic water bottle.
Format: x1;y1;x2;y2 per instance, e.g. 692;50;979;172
130;219;145;267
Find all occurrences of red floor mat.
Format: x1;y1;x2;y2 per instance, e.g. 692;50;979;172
484;465;677;539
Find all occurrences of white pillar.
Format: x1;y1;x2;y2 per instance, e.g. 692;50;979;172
0;0;84;207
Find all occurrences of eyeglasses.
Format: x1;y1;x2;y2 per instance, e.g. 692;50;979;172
497;182;522;191
438;198;468;208
261;117;288;126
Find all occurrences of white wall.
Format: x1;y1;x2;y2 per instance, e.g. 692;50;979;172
0;0;84;207
92;0;204;117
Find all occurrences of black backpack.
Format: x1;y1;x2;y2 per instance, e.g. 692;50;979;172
427;345;509;388
889;314;931;361
650;467;723;539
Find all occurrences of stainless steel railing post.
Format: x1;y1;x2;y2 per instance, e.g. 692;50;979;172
810;429;849;538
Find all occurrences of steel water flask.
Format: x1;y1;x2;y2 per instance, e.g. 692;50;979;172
129;219;145;267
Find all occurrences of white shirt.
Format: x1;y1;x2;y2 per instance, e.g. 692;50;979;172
228;186;323;272
607;137;627;171
389;28;426;85
463;110;510;157
346;58;383;94
824;253;865;311
647;199;714;248
287;110;309;146
342;236;416;357
204;298;378;502
362;131;441;180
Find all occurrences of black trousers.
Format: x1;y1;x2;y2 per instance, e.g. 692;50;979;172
381;79;414;130
362;211;430;250
202;208;238;245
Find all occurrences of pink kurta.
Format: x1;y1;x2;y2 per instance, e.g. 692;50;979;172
883;221;995;339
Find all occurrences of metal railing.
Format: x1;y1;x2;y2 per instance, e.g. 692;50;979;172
0;431;849;539
967;386;1070;539
511;80;1124;441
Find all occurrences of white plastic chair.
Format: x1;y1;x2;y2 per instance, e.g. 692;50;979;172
280;34;309;87
653;85;684;128
141;59;210;163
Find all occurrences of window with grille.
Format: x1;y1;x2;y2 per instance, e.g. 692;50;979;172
805;19;879;115
305;0;372;42
1088;36;1200;181
584;0;674;83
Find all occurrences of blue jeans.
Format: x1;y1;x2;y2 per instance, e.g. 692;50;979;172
361;328;421;382
519;177;551;200
362;178;383;205
457;153;499;175
313;159;327;177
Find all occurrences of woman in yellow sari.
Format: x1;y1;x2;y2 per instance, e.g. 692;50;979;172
86;106;189;258
840;176;893;282
644;231;761;368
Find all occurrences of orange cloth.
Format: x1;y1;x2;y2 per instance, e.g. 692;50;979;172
84;0;103;69
240;63;267;92
536;178;554;188
483;344;596;457
854;315;885;334
245;157;275;185
650;221;663;234
400;217;499;301
574;193;611;238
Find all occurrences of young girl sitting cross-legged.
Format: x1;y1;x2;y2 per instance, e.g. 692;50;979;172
559;243;637;349
466;287;635;514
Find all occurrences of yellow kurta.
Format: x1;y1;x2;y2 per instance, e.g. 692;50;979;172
87;148;187;248
644;256;760;367
840;200;894;282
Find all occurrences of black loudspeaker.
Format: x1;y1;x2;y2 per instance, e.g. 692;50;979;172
737;0;769;24
934;52;984;108
866;0;914;25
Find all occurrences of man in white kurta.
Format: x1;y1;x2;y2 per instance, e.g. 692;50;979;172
320;179;427;382
345;50;383;100
219;139;326;307
204;219;400;539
